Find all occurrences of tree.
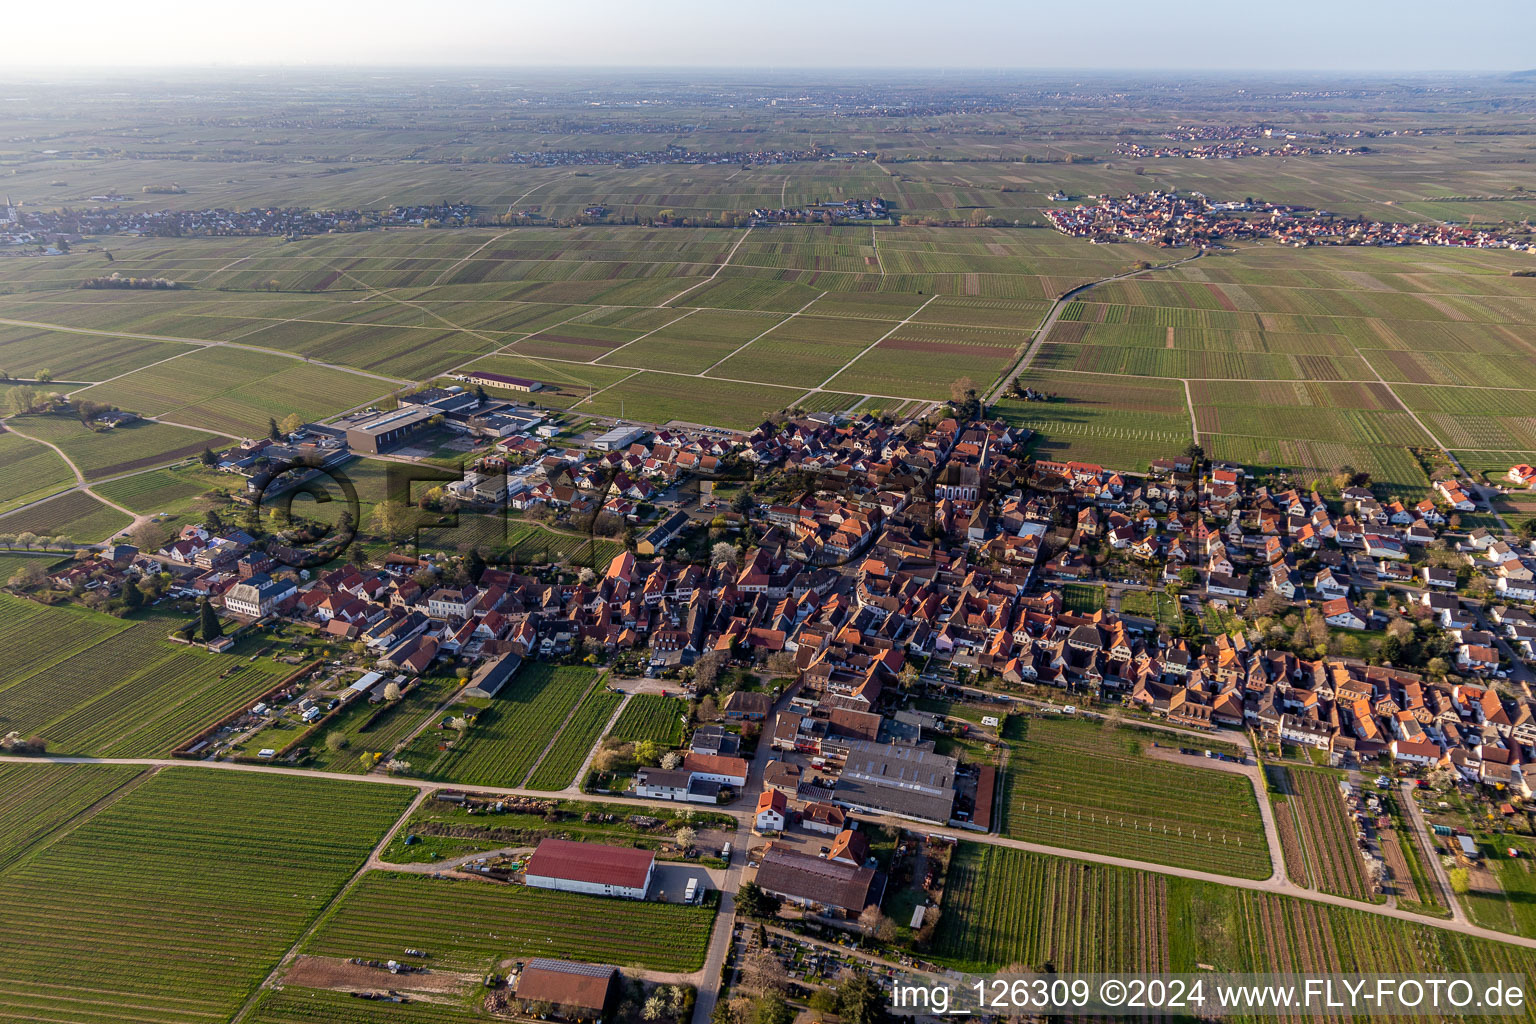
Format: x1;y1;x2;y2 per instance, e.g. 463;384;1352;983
858;905;896;941
674;826;696;851
35;368;52;383
711;541;739;567
129;520;170;555
279;412;305;436
121;576;143;612
326;731;349;753
370;500;412;544
268;416;282;441
1427;657;1451;679
198;599;223;642
14;532;38;552
199;447;219;467
739;947;789;997
835;972;892;1024
1184;441;1205;464
0;533;13;551
751;993;793;1024
6;385;39;416
383;681;403;701
7;560;46;589
1449;867;1470;895
735;881;780;919
1178;566;1199;586
660;751;683;770
643;994;669;1021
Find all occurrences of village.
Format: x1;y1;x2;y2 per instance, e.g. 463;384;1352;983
1046;190;1536;251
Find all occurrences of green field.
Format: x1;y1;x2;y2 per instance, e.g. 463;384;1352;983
0;488;131;543
0;763;143;870
74;345;394;435
0;768;413;1024
402;663;599;787
932;841;1536;994
998;716;1270;879
8;412;218;480
526;688;623;791
607;694;688;746
0;430;74;514
302;870;716;972
0;595;296;755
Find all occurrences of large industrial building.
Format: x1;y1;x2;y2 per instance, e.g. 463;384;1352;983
523;839;655;899
343;406;435;454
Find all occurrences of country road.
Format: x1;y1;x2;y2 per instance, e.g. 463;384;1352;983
984;251;1205;408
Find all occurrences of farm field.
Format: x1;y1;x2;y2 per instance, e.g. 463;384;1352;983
580;371;806;430
930;842;1536;993
302;871;716;972
248;987;485;1024
0;322;196;382
8;412;218;480
0;769;413;1024
1023;244;1536;488
0;551;65;583
526;688;623;791
0;595;296;756
0;763;143;870
0;488;131;542
1273;766;1374;901
998;716;1270;879
607;694;688;746
995;370;1192;472
73;345;394;436
0;430;74;513
402;663;599;787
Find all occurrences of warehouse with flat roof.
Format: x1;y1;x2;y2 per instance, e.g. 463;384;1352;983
344;406;435;454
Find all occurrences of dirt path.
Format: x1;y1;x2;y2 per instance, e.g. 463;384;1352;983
7;750;1535;952
1398;780;1468;924
0;418;153;541
229;785;432;1023
984;251;1203;408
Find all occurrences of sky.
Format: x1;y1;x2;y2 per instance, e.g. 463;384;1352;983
9;0;1532;72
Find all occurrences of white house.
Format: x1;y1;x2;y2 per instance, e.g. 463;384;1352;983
755;789;787;832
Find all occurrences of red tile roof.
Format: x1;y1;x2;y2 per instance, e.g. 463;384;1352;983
523;839;654;890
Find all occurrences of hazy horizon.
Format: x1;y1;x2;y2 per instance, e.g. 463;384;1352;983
8;0;1532;73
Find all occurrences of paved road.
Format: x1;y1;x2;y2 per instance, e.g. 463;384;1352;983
984;251;1204;408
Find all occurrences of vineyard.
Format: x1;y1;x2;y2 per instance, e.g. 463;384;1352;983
607;694;687;746
0;597;294;756
248;987;484;1024
999;717;1270;879
0;769;412;1024
1276;767;1373;901
404;664;598;787
0;763;143;869
303;872;716;972
526;689;623;790
930;842;1536;1000
932;843;1168;974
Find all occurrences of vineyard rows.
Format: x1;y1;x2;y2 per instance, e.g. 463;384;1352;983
526;689;623;791
0;769;411;1024
607;694;687;746
303;872;715;973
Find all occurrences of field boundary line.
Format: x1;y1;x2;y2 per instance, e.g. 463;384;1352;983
814;293;938;391
0;765;157;873
431;229;512;286
557;690;631;795
697;291;825;376
1182;379;1199;443
228;785;432;1024
591;307;701;364
520;671;605;787
661;225;754;307
571;368;645;410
